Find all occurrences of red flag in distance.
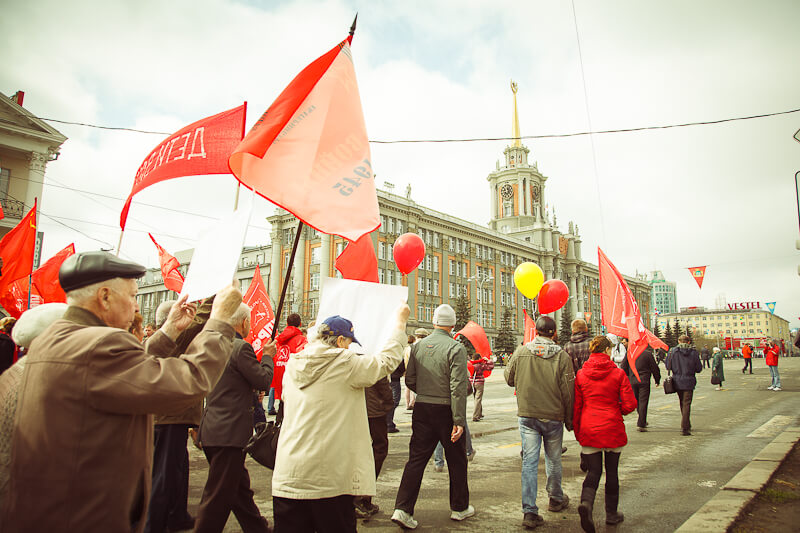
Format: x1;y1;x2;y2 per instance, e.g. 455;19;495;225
243;265;275;361
688;266;707;289
148;234;184;293
0;200;37;298
523;309;537;344
32;243;75;303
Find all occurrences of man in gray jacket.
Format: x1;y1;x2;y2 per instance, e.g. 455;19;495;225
194;303;275;533
505;316;575;530
392;304;474;529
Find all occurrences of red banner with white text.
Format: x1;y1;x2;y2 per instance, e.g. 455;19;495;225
243;265;275;361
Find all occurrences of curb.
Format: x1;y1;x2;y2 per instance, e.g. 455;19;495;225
675;426;800;532
470;425;517;439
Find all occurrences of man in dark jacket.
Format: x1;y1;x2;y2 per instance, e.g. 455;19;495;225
666;335;703;436
355;375;396;518
700;346;711;369
564;319;591;373
195;303;275;533
620;347;661;432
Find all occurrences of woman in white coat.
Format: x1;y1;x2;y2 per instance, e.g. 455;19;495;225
271;306;409;532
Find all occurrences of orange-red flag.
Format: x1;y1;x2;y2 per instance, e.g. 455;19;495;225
228;34;378;242
457;320;493;379
120;104;247;230
148;234;184;293
334;232;378;282
243;265;275;361
523;309;537;344
32;243;75;303
0;200;37;298
688;266;707;289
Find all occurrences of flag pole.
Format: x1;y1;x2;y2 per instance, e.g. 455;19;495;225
270;221;304;341
115;230;124;257
27;198;38;310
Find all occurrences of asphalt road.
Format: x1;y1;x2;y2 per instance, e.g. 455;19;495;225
185;356;800;532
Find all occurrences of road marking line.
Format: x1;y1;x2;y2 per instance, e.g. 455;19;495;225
657;405;674;410
747;415;793;438
499;442;521;449
697;396;706;400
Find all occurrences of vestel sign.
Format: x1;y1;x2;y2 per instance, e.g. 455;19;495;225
727;302;761;310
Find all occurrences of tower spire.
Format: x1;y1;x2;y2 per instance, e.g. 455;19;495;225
510;79;521;148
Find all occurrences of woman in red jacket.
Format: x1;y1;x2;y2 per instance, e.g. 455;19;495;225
574;336;637;533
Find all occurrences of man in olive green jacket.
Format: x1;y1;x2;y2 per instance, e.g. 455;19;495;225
505;316;575;530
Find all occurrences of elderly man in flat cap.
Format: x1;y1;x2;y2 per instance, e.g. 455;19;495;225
0;251;243;533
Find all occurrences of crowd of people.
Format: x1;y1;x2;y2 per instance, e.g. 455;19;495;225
0;250;792;532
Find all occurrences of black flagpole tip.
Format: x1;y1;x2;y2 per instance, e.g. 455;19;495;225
350;13;358;36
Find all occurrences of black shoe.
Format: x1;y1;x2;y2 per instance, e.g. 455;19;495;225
578;501;595;533
548;494;569;512
682;430;692;436
522;513;544;529
606;511;624;525
167;516;196;532
388;427;400;433
637;427;647;432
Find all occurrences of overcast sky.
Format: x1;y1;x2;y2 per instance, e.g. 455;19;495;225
2;0;799;326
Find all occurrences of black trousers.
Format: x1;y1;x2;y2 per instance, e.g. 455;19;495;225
743;358;753;373
273;495;356;533
676;389;694;432
369;415;389;477
386;380;401;430
632;382;651;428
394;402;469;514
581;451;621;509
195;447;270;533
702;358;710;368
144;424;192;533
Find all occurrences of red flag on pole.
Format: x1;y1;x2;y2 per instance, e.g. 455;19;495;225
243;265;275;361
32;243;75;303
228;32;378;242
598;247;653;380
688;266;707;289
334;232;378;282
0;200;37;298
148;234;184;293
0;277;39;318
456;321;493;379
523;309;537;344
120;104;247;230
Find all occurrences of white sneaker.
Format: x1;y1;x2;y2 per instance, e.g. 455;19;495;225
450;504;475;521
773;387;781;391
767;386;774;390
434;464;444;472
391;509;418;529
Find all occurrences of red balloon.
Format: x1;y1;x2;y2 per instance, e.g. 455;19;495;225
538;279;569;314
393;233;426;274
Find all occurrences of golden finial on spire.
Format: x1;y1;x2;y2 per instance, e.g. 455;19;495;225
510;79;521;148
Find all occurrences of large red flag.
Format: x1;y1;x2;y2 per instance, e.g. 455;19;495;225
523;309;537;344
243;265;275;361
120;104;247;230
0;277;41;318
228;33;378;242
148;234;184;293
688;266;707;289
0;200;37;297
32;243;75;303
456;321;493;379
598;248;655;380
334;232;378;282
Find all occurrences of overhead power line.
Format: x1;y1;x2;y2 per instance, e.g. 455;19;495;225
36;106;800;143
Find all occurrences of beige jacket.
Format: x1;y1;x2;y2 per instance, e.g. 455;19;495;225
271;328;405;499
0;306;234;533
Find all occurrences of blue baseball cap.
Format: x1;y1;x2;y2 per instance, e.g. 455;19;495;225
322;315;360;345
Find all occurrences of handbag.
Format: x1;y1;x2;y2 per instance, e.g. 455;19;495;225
245;420;281;469
711;374;721;385
663;374;676;394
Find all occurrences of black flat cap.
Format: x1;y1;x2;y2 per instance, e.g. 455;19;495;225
59;251;146;292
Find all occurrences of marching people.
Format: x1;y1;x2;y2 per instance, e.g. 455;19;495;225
0;251;244;532
387;336;411;433
742;343;753;374
700;346;711;369
405;327;429;410
574;336;637;532
194;303;275;533
620;345;661;432
711;347;726;391
504;315;574;530
392;304;474;529
144;322;156;338
564;318;592;372
271;308;408;532
608;335;627;367
270;313;307;417
765;339;781;391
470;351;494;422
665;335;703;436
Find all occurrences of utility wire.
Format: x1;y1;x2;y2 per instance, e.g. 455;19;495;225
36;107;800;143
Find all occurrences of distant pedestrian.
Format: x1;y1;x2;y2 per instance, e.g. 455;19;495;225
564;319;592;372
574;336;637;532
271;313;307;417
711;347;725;391
700;346;711;369
741;343;753;374
128;312;145;342
765;340;781;391
405;328;429;410
620;346;661;432
608;335;626;367
387;337;411;433
470;353;494;422
392;305;474;530
666;335;703;436
144;322;156;338
504;315;574;530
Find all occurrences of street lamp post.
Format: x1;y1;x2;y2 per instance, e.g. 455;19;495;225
469;273;494;326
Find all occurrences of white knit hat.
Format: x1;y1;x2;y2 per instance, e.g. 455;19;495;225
432;304;457;327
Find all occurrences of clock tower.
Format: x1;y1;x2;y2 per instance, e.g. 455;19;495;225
488;81;550;247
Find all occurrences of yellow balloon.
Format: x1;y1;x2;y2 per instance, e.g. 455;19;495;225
514;262;545;299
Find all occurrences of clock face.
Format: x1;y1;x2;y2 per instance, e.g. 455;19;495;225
500;184;514;200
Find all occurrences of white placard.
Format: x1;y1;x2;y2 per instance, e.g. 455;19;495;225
315;277;408;356
179;204;251;302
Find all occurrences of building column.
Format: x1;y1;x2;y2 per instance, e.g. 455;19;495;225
320;233;331;279
26;152;47;210
569;274;578;316
269;227;282;303
291;225;306;315
491;184;498;220
576;270;585;314
517;176;524;216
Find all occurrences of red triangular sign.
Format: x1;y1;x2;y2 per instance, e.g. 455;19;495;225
688;266;707;288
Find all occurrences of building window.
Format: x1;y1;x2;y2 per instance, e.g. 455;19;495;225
387;270;394;285
426;307;432;322
388;244;393;262
433;280;439;295
378;242;385;260
379;269;385;283
418;277;424;293
426;279;432;295
310;273;320;290
433;256;439;273
310;247;320;265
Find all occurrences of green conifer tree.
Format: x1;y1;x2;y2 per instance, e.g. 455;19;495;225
454;295;471;331
495;307;517;355
558;306;574;347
